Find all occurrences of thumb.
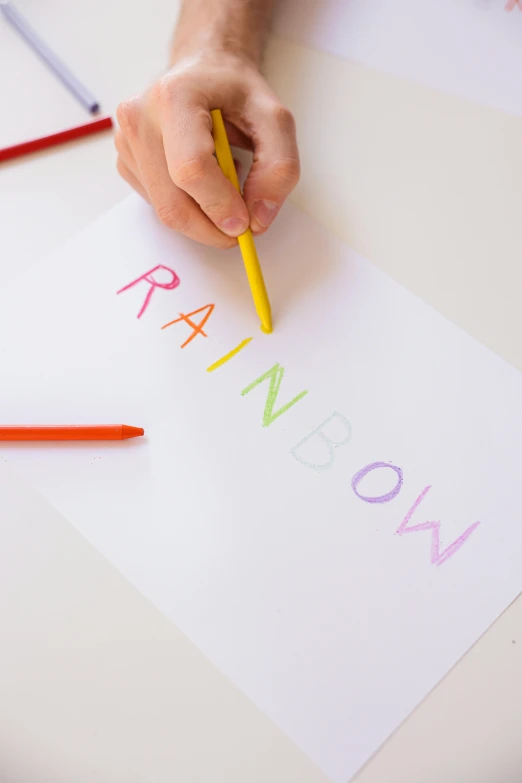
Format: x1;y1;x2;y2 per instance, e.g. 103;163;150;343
161;98;250;237
242;101;300;234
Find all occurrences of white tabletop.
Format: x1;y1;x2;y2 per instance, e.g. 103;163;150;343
2;1;522;781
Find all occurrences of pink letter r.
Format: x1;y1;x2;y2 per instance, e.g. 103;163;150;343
117;265;181;319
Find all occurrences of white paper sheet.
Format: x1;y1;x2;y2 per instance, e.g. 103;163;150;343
1;196;522;782
274;0;522;115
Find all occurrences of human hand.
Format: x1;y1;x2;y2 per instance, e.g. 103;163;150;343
115;52;299;249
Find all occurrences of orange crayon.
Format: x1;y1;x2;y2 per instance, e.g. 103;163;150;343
0;425;144;441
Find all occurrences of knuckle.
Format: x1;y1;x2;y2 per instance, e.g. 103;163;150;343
116;97;141;139
116;157;132;185
171;155;209;188
271;157;301;188
114;129;126;155
156;201;191;233
271;104;297;135
156;73;186;106
201;198;231;219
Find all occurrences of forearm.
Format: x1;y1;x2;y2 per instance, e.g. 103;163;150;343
171;0;275;66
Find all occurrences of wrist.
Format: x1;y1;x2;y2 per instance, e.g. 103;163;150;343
169;39;261;70
170;0;273;67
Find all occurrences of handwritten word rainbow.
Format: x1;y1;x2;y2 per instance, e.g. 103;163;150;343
117;264;481;567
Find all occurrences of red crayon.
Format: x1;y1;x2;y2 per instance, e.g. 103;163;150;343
0;425;144;441
0;116;113;164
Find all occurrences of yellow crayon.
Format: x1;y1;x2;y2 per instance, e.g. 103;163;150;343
210;109;273;334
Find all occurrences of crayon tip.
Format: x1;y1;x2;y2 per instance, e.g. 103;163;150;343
121;425;145;439
259;306;273;334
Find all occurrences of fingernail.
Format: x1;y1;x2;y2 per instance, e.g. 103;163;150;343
221;217;248;237
252;200;278;228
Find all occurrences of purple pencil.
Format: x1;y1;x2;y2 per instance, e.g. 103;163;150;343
1;2;100;113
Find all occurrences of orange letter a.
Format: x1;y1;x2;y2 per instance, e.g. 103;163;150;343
161;304;215;348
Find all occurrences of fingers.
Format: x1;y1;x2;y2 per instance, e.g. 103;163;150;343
224;121;253;151
116;157;150;203
114;130;150;202
116;99;235;249
115;65;300;247
242;99;300;234
160;96;250;237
